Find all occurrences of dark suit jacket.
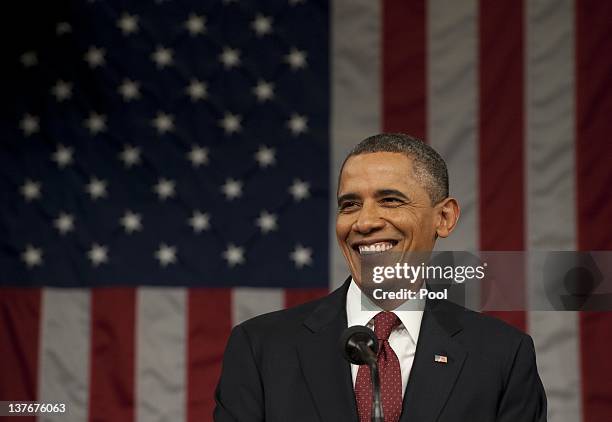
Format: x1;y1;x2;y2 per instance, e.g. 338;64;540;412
214;278;547;421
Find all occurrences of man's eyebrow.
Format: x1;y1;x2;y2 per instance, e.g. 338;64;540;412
375;189;411;201
337;193;360;205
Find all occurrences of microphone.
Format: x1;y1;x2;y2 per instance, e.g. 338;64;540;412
339;325;384;422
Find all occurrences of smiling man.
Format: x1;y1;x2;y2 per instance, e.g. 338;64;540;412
214;133;547;422
336;136;458;296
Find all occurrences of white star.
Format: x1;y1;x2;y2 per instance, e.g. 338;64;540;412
219;112;242;135
118;79;141;101
119;144;141;168
84;112;107;135
252;80;274;102
20;51;38;68
219;46;241;69
54;212;74;235
251;14;272;37
51;144;74;168
51;80;73;102
256;210;277;234
289;179;310;201
155;243;177;266
22;245;43;268
285;47;307;70
287;113;308;136
88;243;108;266
84;46;106;68
185;79;207;101
56;22;71;35
117;13;139;35
221;178;242;200
290;244;313;268
20;180;41;201
120;210;142;233
223;244;245;267
85;178;107;200
185;13;206;36
152;112;174;134
151;46;174;68
188;210;210;233
187;145;209;167
19;114;39;136
153;178;176;200
254;145;275;167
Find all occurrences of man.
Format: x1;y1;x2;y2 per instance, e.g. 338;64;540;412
214;133;547;421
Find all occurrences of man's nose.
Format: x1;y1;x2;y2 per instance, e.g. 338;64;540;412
352;201;384;234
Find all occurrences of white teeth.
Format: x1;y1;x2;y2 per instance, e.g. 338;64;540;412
358;242;394;254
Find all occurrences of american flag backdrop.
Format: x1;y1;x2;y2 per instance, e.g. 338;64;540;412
1;0;611;421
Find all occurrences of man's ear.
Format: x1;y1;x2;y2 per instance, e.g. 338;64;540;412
435;197;460;238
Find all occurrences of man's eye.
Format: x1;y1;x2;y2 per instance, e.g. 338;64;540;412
339;201;358;211
381;197;403;205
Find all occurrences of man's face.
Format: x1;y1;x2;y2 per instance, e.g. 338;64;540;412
336;152;442;285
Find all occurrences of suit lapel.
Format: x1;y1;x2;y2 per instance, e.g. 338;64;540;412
297;278;358;422
400;301;468;422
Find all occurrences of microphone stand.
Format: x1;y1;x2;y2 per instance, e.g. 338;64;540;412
339;326;384;422
362;347;383;422
368;360;384;422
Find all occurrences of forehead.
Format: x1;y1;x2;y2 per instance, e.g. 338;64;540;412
338;152;418;194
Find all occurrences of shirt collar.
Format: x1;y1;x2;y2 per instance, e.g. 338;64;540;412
345;278;424;345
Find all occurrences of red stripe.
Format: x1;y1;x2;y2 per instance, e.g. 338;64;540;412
284;288;329;309
575;2;612;420
0;288;40;422
187;288;232;422
89;288;136;422
382;0;427;138
478;0;526;331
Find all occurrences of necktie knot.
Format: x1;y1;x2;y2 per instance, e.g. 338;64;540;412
374;311;401;341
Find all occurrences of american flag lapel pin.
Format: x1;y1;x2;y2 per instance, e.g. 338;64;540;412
434;354;448;364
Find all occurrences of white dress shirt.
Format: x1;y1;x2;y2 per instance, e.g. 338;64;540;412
345;279;424;398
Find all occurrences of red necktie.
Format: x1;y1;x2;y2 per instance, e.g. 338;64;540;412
354;312;403;422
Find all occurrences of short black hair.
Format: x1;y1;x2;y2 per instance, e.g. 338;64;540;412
340;133;449;204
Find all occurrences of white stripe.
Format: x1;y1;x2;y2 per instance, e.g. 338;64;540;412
232;288;284;326
330;0;381;289
38;289;90;422
427;0;481;310
525;1;582;421
427;0;479;252
136;288;186;422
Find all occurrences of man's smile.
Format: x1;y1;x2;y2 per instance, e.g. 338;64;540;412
351;239;400;255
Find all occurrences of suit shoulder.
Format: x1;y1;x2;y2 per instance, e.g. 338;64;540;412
435;300;531;359
464;309;526;340
440;299;527;340
229;292;337;358
238;292;329;333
